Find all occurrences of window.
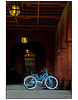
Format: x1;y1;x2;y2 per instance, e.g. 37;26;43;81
23;49;36;75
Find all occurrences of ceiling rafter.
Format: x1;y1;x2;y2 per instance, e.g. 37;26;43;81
6;1;67;7
6;1;67;30
6;15;61;19
7;25;57;28
6;27;56;31
37;1;40;28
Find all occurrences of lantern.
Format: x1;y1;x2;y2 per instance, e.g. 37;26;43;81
26;49;29;53
9;4;20;16
21;37;28;44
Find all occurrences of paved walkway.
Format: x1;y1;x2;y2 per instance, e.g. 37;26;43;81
6;84;72;99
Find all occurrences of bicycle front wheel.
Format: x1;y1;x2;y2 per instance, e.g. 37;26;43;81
24;75;37;90
44;76;58;90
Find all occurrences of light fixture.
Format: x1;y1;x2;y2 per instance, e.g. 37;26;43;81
28;54;30;56
9;2;20;17
21;5;29;44
21;37;28;44
26;49;29;53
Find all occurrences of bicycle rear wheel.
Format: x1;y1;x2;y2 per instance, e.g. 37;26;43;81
24;75;37;90
44;76;58;90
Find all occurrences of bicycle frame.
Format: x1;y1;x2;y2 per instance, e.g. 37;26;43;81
31;72;52;84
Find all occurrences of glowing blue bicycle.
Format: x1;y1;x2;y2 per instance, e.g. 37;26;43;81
24;68;58;90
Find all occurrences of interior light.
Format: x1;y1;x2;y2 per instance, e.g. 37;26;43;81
9;5;20;16
21;37;28;44
26;49;29;53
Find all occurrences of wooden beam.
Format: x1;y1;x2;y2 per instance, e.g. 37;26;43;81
6;15;60;19
6;19;58;22
6;27;56;31
6;23;57;26
6;4;65;8
6;9;63;12
37;1;40;28
6;21;58;26
39;20;59;22
6;1;67;7
7;24;57;28
6;11;62;15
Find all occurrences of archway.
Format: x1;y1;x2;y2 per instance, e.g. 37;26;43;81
9;40;46;83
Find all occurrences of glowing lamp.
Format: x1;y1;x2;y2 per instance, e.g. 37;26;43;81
21;37;28;44
28;54;30;56
9;5;20;16
26;49;29;53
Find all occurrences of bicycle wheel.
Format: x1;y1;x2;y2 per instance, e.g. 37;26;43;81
44;76;58;90
24;75;37;90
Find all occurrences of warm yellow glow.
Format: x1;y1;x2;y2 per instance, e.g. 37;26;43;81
28;54;30;56
21;37;28;44
12;5;20;10
24;54;27;57
26;49;29;53
9;5;20;16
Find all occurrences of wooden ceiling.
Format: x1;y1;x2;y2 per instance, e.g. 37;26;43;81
6;1;67;31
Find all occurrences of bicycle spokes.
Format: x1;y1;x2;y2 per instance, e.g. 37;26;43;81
45;77;58;89
24;68;58;90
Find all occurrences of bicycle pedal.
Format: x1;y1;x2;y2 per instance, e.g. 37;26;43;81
39;84;43;86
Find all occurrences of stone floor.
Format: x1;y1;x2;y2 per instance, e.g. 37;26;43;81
6;84;72;99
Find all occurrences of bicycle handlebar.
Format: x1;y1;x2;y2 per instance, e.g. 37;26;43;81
41;68;48;73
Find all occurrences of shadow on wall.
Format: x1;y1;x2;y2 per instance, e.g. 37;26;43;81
6;68;19;84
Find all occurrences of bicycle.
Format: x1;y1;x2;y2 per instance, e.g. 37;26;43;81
24;68;58;90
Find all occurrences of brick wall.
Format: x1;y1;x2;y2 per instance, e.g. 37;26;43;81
6;30;55;76
55;1;72;90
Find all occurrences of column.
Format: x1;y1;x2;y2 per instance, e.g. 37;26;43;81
64;40;72;90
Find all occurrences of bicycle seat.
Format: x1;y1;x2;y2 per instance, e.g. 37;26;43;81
31;72;38;76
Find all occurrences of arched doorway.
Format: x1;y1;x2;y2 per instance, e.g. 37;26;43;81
9;40;46;83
